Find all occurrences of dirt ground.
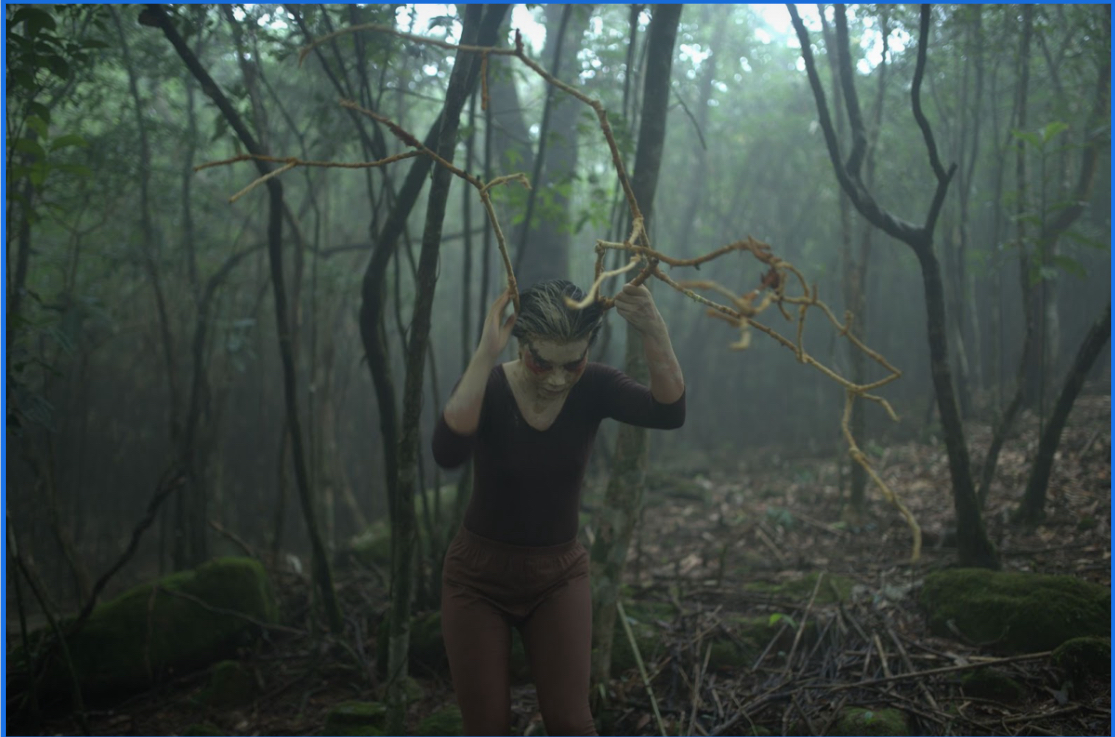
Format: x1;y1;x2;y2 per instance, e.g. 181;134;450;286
19;393;1112;736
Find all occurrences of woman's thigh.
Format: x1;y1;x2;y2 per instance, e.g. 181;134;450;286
520;560;597;736
441;579;513;735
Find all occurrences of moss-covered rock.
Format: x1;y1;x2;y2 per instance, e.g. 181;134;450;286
417;705;463;736
346;486;459;570
323;701;387;736
347;520;394;570
200;660;257;708
181;721;223;736
44;557;277;696
960;668;1025;702
1053;637;1111;682
743;572;854;605
920;569;1110;653
831;707;909;736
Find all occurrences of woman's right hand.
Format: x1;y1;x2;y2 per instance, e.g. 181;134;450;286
478;288;516;361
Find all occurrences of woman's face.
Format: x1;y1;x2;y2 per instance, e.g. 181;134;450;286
519;337;590;399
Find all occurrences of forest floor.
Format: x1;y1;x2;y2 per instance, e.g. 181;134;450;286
23;392;1111;736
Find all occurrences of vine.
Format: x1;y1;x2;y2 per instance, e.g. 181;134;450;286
199;19;920;560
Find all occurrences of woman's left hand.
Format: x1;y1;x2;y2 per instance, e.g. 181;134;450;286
614;282;666;336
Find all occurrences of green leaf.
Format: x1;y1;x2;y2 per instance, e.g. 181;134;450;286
54;163;93;177
12;7;56;37
1041;120;1070;144
13;137;46;159
769;612;797;629
46;54;70;80
1051;255;1087;279
1031;265;1060;284
28;162;49;187
12;69;37;91
28;101;51;124
24;115;49;139
1010;128;1041;148
1064;228;1110;252
49;133;87;151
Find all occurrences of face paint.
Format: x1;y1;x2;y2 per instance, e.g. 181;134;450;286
520;339;590;397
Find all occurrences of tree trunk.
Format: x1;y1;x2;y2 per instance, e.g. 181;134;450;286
514;4;595;287
115;8;200;568
590;3;683;689
976;6;1108;505
818;4;869;521
789;4;999;569
672;4;728;254
146;3;343;628
382;6;509;732
1016;303;1110;525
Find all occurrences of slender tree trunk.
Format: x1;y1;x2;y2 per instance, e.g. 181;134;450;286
382;7;509;732
116;8;198;568
1016;303;1110;525
789;4;999;569
672;4;727;254
818;5;868;520
514;4;595;286
146;3;342;628
977;7;1108;505
591;4;683;689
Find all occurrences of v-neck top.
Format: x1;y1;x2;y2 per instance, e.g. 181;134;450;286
432;362;686;546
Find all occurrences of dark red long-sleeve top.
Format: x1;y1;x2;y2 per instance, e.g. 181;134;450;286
432;362;685;546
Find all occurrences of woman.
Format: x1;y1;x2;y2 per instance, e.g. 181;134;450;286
432;279;685;736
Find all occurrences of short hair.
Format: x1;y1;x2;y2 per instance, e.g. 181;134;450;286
512;279;604;346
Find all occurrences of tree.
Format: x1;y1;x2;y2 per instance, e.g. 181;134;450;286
373;6;510;732
145;3;343;629
1016;302;1110;525
590;3;684;688
788;3;999;569
977;5;1109;507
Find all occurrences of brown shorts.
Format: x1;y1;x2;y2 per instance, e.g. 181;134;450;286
441;526;597;736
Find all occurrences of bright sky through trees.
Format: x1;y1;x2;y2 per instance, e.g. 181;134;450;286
396;4;900;74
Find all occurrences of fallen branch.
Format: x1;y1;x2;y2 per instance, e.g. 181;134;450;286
819;650;1053;691
617;599;667;737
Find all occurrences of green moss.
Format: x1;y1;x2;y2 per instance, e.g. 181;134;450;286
181;721;223;736
742;572;854;605
1053;637;1111;682
323;701;387;736
46;557;277;696
347;487;459;570
200;660;256;708
960;668;1025;702
348;520;393;569
710;616;780;670
832;707;909;736
417;705;463;736
921;569;1110;653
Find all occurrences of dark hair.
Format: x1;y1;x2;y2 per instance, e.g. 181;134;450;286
512;279;604;346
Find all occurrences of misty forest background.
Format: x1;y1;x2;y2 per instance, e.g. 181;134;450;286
4;2;1111;734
